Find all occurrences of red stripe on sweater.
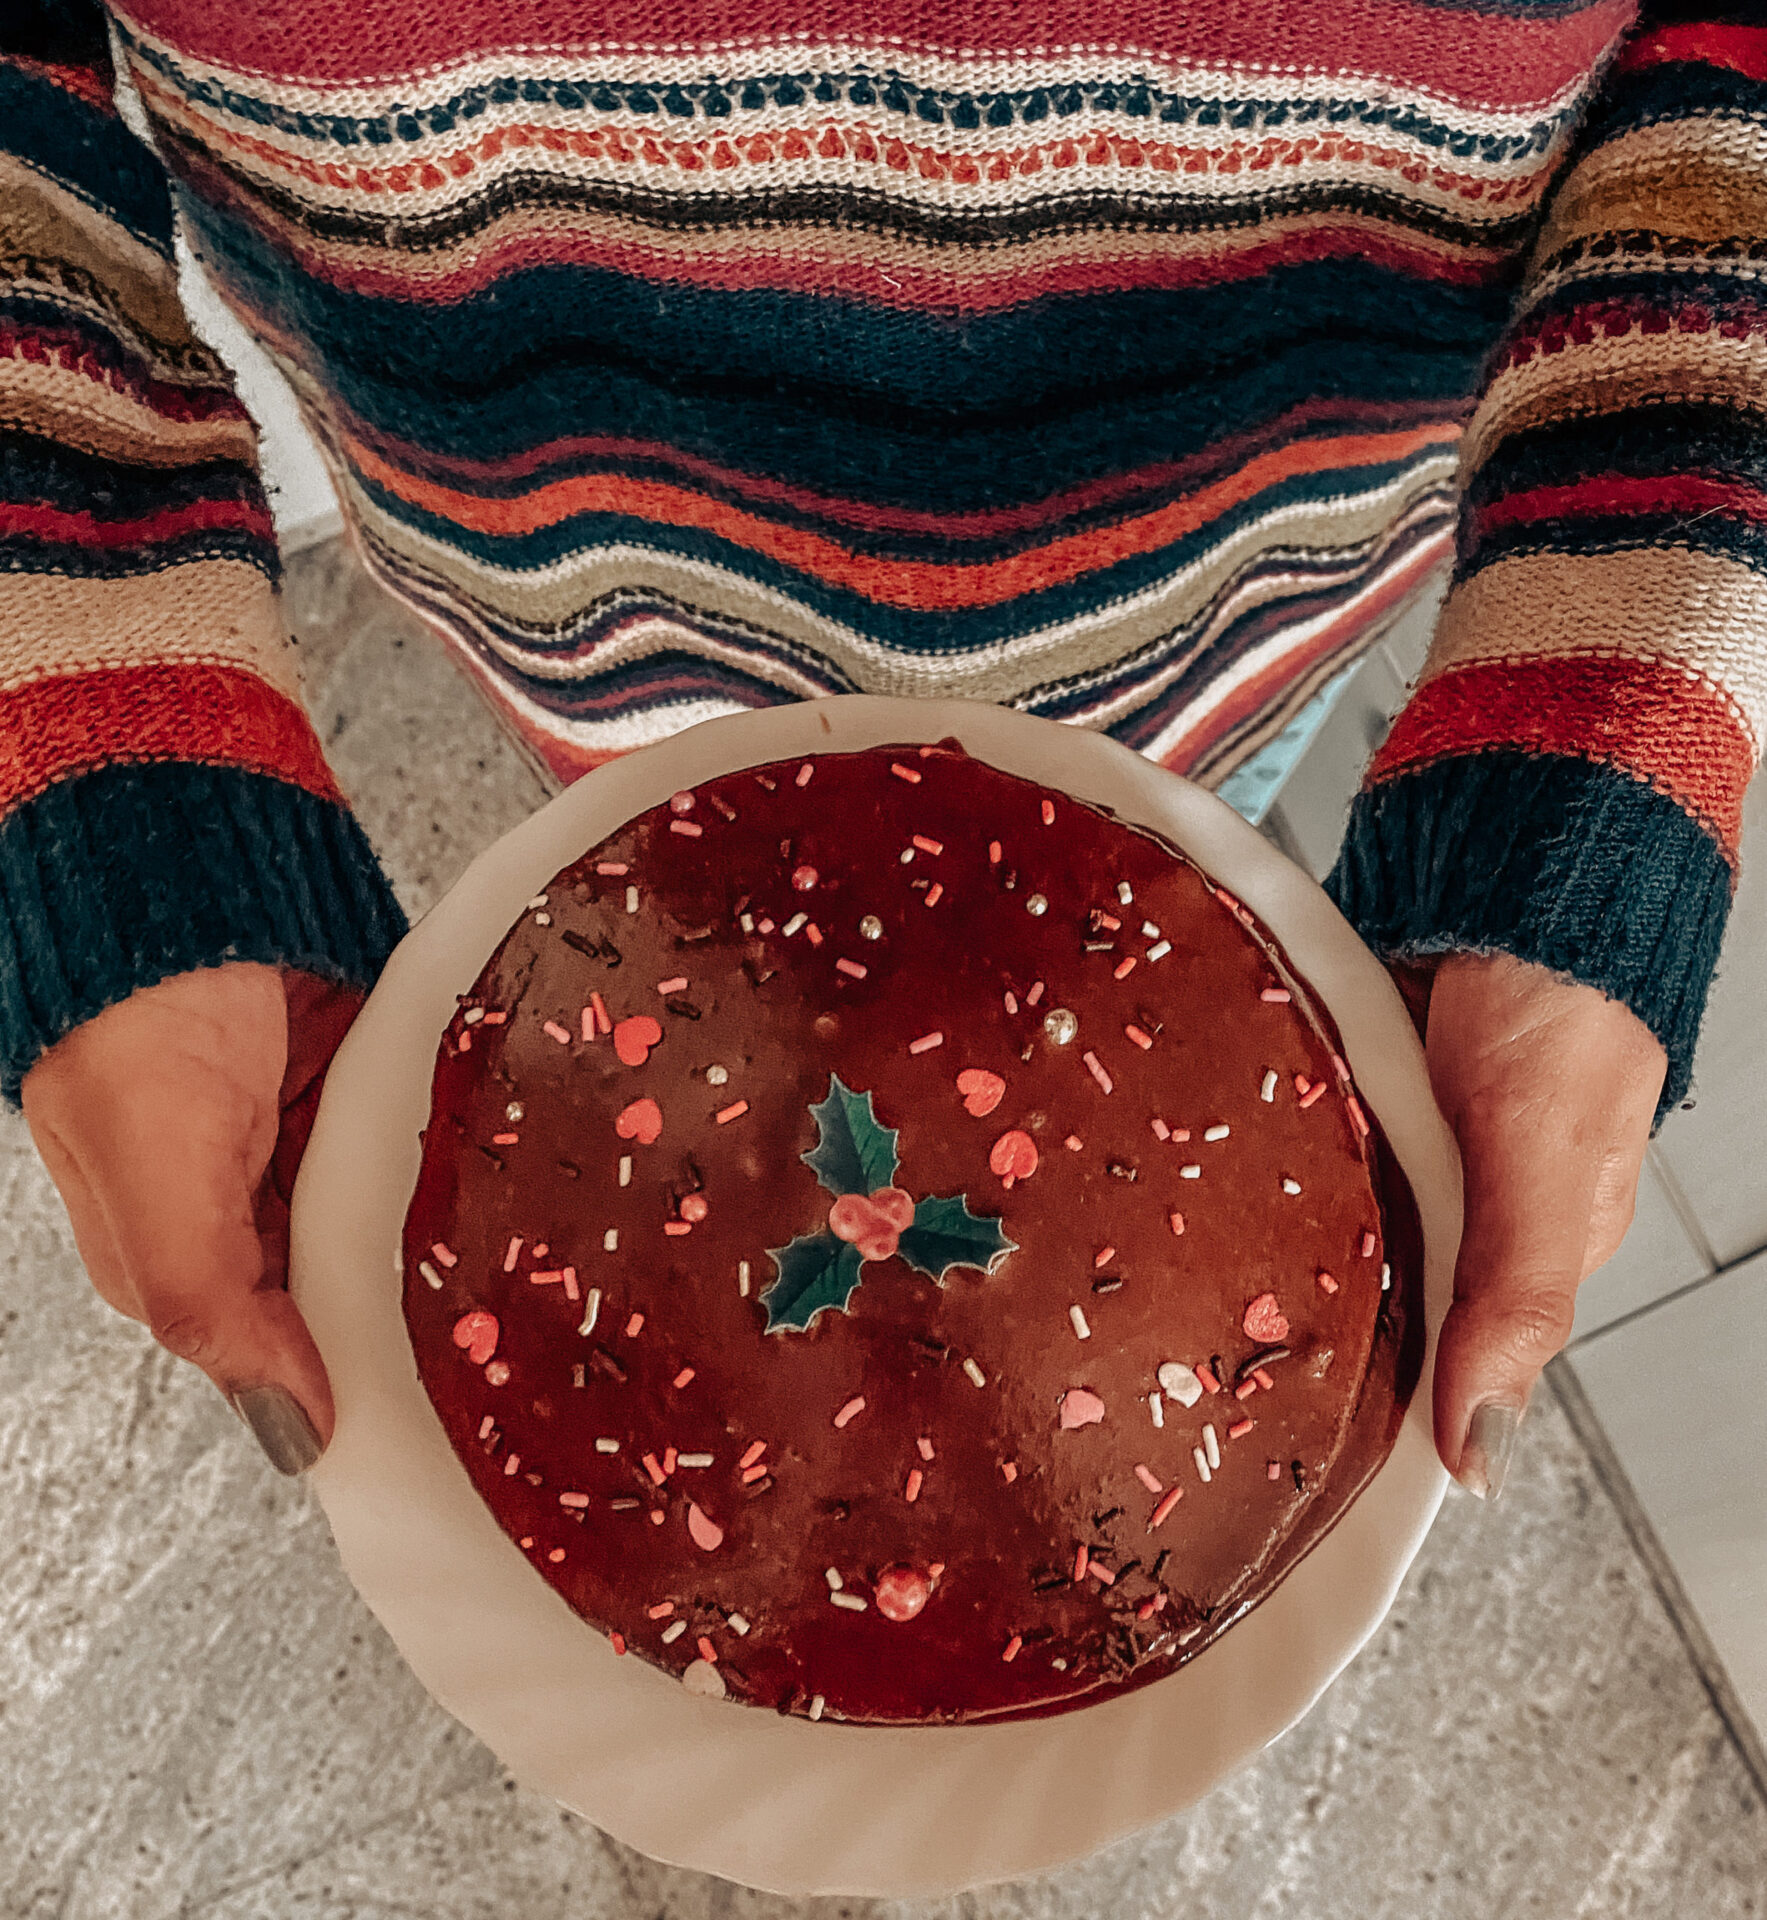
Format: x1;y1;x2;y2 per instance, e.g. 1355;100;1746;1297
1498;293;1767;379
3;56;121;113
1475;472;1767;539
1615;21;1767;82
0;324;257;431
0;497;276;549
119;0;1631;105
1368;656;1754;855
0;666;342;817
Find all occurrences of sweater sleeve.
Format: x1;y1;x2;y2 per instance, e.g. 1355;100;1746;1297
1326;4;1766;1123
0;0;406;1104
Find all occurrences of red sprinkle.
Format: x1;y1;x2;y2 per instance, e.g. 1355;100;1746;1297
715;1098;750;1124
925;883;944;908
613;1014;663;1066
663;1446;677;1475
1003;1634;1023;1662
674;1367;696;1389
503;1236;523;1273
674;1194;706;1225
1346;1095;1370;1138
1229;1417;1255;1439
492;1132;519;1146
1253;1367;1276;1390
890;762;923;783
615;1097;662;1144
1149;1486;1184;1528
904;1468;923;1503
835;957;868;980
739;1440;767;1470
610;1632;627;1654
642;1452;666;1486
1026;980;1045;1006
1125;1024;1153;1050
663;1221;693;1237
1318;1271;1339;1295
1097;912;1121;931
543;1020;572;1045
481;1012;507;1024
1260;987;1292;1003
1041;799;1056;824
1234;1378;1258;1401
1073;1544;1089;1582
988;840;1003;864
1196;1364;1221;1395
596;862;629;876
792;865;818;890
1094;1246;1116;1269
1134;1463;1164;1494
1090;1559;1116;1586
908;1031;944;1054
1362;1230;1378;1258
1082;1051;1114;1094
833;1394;866;1429
1113;957;1137;981
626;1312;645;1338
912;835;944;855
590;992;611;1035
956;1068;1006;1116
647;1602;675;1620
698;1637;718;1664
655;976;689;996
1300;1080;1328;1110
742;1463;769;1484
669;819;703;837
430;1242;457;1269
1169;1210;1185;1235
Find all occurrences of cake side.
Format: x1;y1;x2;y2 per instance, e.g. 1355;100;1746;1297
402;740;1422;1724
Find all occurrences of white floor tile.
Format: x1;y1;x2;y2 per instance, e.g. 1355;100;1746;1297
1568;1248;1767;1744
1571;1151;1715;1343
1652;773;1767;1269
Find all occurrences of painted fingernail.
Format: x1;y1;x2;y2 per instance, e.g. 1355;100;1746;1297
1457;1400;1521;1504
230;1385;323;1476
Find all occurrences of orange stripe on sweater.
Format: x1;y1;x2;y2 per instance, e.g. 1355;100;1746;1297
1615;21;1767;82
1367;655;1755;855
0;665;341;817
347;422;1460;613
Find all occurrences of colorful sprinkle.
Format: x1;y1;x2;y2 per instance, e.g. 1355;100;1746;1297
1281;1177;1303;1195
908;1031;944;1054
655;975;689;996
989;1129;1038;1181
1203;1424;1221;1470
451;1312;499;1366
1228;1417;1255;1440
1082;1051;1114;1094
1125;1024;1153;1050
1068;1304;1092;1340
835;957;868;980
1113;956;1138;981
904;1468;923;1503
1135;1463;1164;1494
1168;1210;1185;1236
1180;1163;1201;1179
796;763;814;787
1150;1486;1185;1528
1195;1363;1221;1395
833;1394;867;1429
1347;1096;1370;1138
669;819;703;838
1149;1391;1164;1427
891;762;922;784
1041;799;1056;825
1146;940;1172;962
1204;1124;1230;1142
543;1020;572;1045
963;1357;988;1388
1261;1069;1278;1103
613;1014;663;1066
1158;1361;1203;1407
1002;1634;1023;1662
716;1100;750;1124
831;1592;869;1612
917;1436;935;1461
687;1503;725;1551
1300;1080;1328;1110
1268;1462;1283;1482
1151;1117;1170;1140
1260;987;1291;1003
1001;1459;1018;1483
673;1366;697;1389
1318;1270;1339;1295
1059;1387;1105;1428
596;861;628;876
1243;1293;1290;1342
912;835;944;856
626;1312;645;1338
739;1440;767;1470
419;1261;443;1290
924;883;944;908
1073;1544;1090;1581
615;1097;662;1144
1362;1230;1378;1257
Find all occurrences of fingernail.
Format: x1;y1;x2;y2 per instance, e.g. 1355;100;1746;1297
1457;1400;1521;1504
230;1384;323;1476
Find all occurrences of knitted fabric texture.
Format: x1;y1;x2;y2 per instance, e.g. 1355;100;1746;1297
1;0;1762;1104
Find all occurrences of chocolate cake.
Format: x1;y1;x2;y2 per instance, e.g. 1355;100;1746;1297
401;740;1423;1726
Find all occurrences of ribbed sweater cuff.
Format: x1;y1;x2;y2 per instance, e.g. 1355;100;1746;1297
1326;749;1734;1128
0;762;408;1106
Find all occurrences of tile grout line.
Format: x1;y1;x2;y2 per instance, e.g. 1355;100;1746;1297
1644;1140;1724;1275
1545;1355;1767;1803
1565;1238;1767;1353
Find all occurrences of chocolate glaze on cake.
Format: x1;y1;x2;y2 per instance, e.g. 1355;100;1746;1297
403;741;1423;1725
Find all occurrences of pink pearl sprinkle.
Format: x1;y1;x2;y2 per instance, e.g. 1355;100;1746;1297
669;819;703;837
904;1468;923;1503
1134;1463;1164;1494
835;958;868;979
484;1361;510;1386
1268;1462;1282;1481
917;1436;935;1461
656;976;689;995
890;762;923;783
543;1020;572;1044
1150;1486;1184;1528
908;1031;944;1054
430;1242;457;1269
1082;1050;1113;1094
1041;799;1055;824
796;763;814;786
679;1193;709;1223
792;865;818;890
833;1394;866;1429
1260;987;1291;1003
669;791;695;814
1362;1230;1378;1257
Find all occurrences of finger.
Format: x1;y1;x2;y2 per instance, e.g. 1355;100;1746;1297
21;1101;135;1321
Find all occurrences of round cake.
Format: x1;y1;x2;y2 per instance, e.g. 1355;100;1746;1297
401;739;1423;1726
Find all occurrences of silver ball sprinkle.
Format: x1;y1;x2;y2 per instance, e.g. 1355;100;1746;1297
1043;1008;1078;1046
505;1102;525;1123
706;1064;729;1086
859;914;884;941
1026;893;1049;916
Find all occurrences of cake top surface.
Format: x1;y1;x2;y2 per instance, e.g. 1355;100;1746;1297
402;740;1416;1724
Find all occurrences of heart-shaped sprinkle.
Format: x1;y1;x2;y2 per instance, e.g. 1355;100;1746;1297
687;1502;724;1551
1058;1387;1106;1429
874;1564;932;1622
988;1128;1038;1181
614;1097;662;1144
1243;1292;1290;1343
451;1311;499;1367
1157;1360;1204;1408
613;1014;663;1066
956;1068;1006;1117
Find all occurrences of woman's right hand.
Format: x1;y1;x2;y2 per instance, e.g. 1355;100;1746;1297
22;963;364;1473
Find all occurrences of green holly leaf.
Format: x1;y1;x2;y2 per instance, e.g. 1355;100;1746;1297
761;1231;867;1333
896;1194;1018;1283
801;1074;899;1198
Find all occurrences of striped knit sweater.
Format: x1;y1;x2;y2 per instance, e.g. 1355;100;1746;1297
2;2;1761;1121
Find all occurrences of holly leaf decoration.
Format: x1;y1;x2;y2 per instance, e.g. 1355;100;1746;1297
896;1193;1018;1283
802;1074;899;1197
761;1231;867;1333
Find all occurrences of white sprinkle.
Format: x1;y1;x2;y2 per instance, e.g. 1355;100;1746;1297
728;1613;750;1636
527;895;548;910
826;1566;844;1590
738;1259;751;1297
1204;1124;1231;1142
579;1287;601;1336
661;1619;688;1645
1069;1304;1092;1340
831;1592;868;1612
604;1228;620;1251
739;912;755;933
900;847;915;864
1146;940;1171;962
1117;881;1134;905
1180;1164;1202;1180
595;1437;620;1454
678;1452;714;1468
1194;1447;1212;1484
419;1261;443;1290
534;912;551;926
462;1007;484;1025
706;1064;729;1085
1149;1392;1164;1428
1159;1361;1204;1407
963;1357;988;1388
619;1155;632;1187
1282;1178;1302;1196
783;912;808;936
1204;1423;1221;1470
1382;1263;1392;1291
1261;1069;1278;1102
809;1694;826;1720
625;885;639;915
1141;921;1161;938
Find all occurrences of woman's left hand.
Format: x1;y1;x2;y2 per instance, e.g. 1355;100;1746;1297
1398;952;1667;1501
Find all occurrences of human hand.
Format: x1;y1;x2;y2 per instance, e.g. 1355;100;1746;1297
22;964;364;1474
1395;953;1667;1502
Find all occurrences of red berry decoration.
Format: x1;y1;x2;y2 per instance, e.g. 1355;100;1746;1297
874;1564;933;1622
450;1311;499;1366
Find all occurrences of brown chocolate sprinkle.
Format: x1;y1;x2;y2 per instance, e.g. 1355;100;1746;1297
1091;1276;1124;1294
1292;1461;1307;1493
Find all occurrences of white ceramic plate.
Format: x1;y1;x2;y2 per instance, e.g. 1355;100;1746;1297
290;696;1459;1897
